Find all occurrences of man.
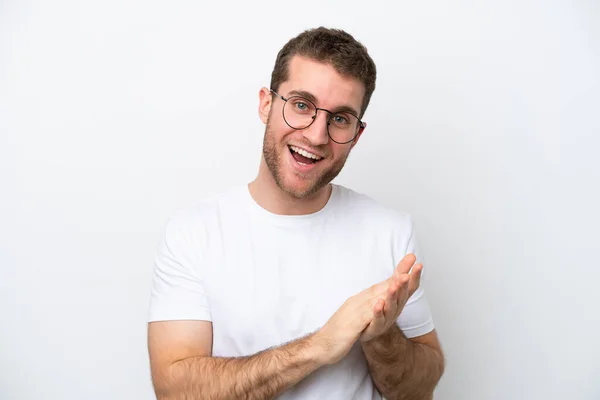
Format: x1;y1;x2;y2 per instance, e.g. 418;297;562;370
148;27;445;399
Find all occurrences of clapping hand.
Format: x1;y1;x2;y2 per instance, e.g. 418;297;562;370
359;253;423;342
314;253;423;365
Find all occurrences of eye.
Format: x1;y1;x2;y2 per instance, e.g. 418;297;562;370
290;99;314;114
332;114;350;125
295;102;308;111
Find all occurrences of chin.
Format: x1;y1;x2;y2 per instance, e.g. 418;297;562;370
275;154;345;199
278;174;322;199
262;126;342;199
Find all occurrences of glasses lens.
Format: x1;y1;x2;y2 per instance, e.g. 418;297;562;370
283;97;316;129
328;112;360;143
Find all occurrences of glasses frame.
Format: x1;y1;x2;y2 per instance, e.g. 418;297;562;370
270;89;365;144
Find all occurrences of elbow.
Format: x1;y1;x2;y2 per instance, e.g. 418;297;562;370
152;377;186;400
426;349;445;392
150;362;184;400
422;351;445;400
399;351;446;400
151;384;172;400
435;348;446;382
151;372;174;400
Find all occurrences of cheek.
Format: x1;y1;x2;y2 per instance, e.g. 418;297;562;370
268;117;295;139
330;146;351;162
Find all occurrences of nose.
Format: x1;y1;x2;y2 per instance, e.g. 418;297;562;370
301;109;330;146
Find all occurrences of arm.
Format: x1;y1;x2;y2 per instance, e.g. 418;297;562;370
149;212;401;399
148;213;320;399
148;320;324;400
359;253;445;400
362;327;445;400
149;278;393;400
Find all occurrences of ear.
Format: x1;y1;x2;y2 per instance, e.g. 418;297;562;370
258;87;273;124
349;122;367;149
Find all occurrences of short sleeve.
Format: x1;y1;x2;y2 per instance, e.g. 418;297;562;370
395;215;435;338
148;212;212;323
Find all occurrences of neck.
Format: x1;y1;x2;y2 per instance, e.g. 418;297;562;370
248;158;332;216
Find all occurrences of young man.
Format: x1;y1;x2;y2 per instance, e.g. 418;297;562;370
148;27;445;399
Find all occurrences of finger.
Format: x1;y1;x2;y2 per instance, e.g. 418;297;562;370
387;266;404;289
408;264;423;297
371;298;387;328
386;279;399;305
367;279;390;297
364;298;386;328
395;253;417;276
360;298;387;342
374;298;385;316
396;274;410;308
383;289;399;317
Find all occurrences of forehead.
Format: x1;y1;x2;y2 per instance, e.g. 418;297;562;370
281;55;365;113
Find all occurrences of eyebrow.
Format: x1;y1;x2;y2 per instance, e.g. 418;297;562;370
287;89;361;117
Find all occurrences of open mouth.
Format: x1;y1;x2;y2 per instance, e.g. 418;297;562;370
288;145;323;165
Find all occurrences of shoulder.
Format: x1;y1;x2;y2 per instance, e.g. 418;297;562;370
333;184;414;235
161;185;246;240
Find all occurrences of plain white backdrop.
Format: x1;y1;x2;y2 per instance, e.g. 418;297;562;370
1;1;599;399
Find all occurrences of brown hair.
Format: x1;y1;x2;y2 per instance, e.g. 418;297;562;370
270;27;377;118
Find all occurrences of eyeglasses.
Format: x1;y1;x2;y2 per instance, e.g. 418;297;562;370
270;89;364;144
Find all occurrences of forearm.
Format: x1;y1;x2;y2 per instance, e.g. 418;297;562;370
362;325;445;400
155;332;324;400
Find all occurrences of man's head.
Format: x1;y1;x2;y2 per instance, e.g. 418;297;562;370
258;27;377;199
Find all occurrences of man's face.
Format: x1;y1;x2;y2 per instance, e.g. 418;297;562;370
259;55;366;199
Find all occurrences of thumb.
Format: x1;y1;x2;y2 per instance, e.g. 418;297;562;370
372;298;386;323
361;298;386;342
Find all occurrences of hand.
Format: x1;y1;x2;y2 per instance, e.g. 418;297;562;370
359;253;423;343
312;279;389;365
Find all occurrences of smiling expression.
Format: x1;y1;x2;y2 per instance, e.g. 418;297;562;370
260;56;367;199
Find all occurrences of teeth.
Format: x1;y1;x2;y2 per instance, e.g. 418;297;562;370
290;145;322;161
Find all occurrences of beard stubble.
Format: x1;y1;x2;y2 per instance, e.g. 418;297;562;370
262;113;350;199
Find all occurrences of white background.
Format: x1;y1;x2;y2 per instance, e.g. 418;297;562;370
1;1;599;399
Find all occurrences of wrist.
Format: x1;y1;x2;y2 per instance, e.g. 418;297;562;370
306;329;335;367
299;331;328;368
361;324;404;350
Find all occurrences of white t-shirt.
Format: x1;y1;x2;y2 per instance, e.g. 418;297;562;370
149;184;435;399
